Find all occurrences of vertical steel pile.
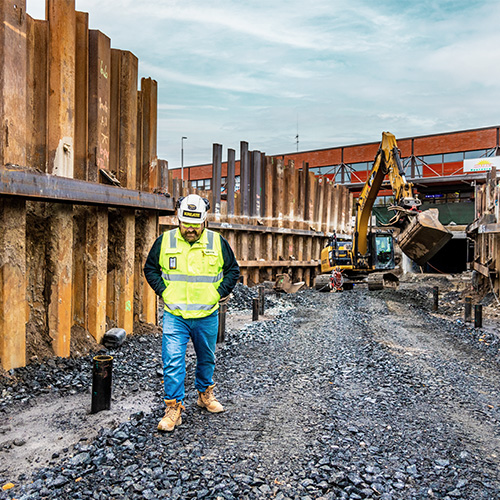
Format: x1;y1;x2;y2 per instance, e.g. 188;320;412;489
163;146;353;287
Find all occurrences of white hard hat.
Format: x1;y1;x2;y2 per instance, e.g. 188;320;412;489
177;194;208;223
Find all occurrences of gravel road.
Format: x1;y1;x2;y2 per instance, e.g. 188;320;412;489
1;282;500;499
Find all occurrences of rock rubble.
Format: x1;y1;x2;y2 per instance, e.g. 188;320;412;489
1;283;500;499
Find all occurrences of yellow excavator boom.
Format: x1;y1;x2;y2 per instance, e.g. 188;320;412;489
355;132;451;265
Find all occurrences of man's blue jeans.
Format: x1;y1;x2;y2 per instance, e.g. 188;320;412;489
162;310;219;403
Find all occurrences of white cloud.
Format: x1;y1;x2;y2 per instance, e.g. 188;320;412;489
26;0;500;167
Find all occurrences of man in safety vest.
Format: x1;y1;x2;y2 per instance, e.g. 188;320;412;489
144;194;240;432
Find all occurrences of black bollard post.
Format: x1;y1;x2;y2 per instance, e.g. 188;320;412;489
432;286;439;312
258;286;265;315
464;297;472;322
217;303;227;343
252;297;259;321
474;304;483;328
91;355;113;414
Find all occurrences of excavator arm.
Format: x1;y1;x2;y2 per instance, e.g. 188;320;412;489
355;132;451;266
356;132;418;256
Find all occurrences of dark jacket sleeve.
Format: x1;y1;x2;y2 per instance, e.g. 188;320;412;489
218;235;240;299
144;234;166;297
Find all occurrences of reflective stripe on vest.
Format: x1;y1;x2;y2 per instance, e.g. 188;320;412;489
162;271;224;283
159;228;224;319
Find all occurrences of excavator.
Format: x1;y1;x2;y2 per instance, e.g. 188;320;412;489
315;131;452;291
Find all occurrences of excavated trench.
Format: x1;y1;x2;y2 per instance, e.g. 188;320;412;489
1;277;500;499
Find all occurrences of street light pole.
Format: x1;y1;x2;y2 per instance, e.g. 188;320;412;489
181;136;187;181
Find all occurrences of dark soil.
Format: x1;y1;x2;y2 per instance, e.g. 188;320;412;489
1;277;500;499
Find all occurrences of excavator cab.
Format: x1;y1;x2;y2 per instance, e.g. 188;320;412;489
371;231;395;270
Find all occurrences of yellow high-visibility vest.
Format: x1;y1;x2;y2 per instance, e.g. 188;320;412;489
159;228;224;319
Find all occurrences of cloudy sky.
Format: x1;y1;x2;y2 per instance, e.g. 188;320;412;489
27;0;500;168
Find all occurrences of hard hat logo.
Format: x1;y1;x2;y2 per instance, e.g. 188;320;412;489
177;194;208;224
182;211;201;219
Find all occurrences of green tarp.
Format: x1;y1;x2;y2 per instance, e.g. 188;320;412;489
373;202;474;226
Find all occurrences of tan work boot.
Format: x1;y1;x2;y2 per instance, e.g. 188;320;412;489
197;384;224;413
157;399;184;432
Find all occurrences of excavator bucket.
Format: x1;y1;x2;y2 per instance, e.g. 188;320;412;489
398;208;452;266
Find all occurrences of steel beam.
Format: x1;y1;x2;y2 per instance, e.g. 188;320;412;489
345;172;495;192
0;168;175;213
209;220;323;236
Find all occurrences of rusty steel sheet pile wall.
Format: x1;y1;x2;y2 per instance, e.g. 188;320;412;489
0;1;170;370
467;167;500;295
162;143;353;287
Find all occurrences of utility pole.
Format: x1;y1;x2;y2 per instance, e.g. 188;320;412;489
181;136;187;181
295;115;299;152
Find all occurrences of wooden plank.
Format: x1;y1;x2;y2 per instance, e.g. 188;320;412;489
473;260;491;277
0;199;26;370
47;0;75;177
74;11;88;180
88;29;111;182
26;17;48;171
0;1;28;167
